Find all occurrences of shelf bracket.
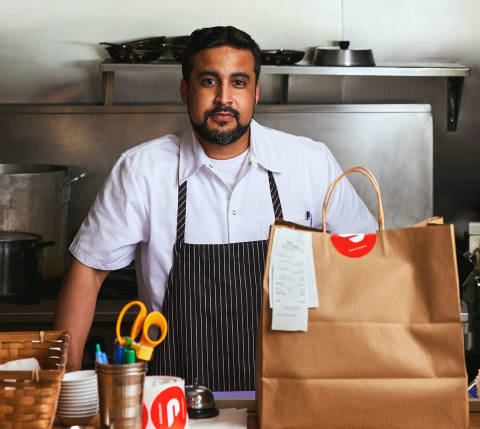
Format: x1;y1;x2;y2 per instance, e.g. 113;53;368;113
280;75;289;104
447;76;464;132
102;71;115;105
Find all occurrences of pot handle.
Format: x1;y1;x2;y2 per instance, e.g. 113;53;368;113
18;240;55;254
63;172;87;204
65;172;86;187
36;241;55;249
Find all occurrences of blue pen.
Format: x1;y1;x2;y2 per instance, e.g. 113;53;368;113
95;344;108;364
113;344;124;364
470;369;480;398
469;378;479;398
305;211;312;227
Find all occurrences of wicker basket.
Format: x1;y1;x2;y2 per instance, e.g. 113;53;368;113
0;331;69;429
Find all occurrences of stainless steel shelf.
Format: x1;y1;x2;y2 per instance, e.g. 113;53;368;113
100;61;470;77
99;60;471;130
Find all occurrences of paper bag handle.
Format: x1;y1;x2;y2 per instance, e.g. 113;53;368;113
322;166;385;232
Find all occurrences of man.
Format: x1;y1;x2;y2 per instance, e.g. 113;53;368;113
55;26;377;391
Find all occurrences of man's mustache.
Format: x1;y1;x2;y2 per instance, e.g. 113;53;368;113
204;106;240;121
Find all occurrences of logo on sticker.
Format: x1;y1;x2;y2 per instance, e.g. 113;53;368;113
150;386;187;429
330;233;376;258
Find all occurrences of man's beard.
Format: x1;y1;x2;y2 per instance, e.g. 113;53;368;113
189;105;252;146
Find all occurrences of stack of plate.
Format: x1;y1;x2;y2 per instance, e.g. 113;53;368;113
56;370;99;425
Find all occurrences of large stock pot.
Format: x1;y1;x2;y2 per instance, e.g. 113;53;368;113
0;164;84;279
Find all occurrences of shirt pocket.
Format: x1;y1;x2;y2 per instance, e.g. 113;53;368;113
259;212;313;239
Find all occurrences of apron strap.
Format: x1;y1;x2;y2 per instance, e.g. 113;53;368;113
268;170;283;219
176;180;187;244
175;170;283;243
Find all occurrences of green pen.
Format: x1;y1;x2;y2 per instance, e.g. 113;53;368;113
123;337;136;364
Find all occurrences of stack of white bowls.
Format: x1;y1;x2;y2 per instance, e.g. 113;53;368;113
56;370;99;425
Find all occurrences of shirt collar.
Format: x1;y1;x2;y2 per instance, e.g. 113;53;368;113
178;119;284;184
178;124;209;184
249;119;284;174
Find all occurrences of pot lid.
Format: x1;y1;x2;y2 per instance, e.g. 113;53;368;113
0;231;41;243
312;40;375;67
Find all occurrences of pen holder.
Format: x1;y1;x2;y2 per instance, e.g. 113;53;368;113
96;361;147;429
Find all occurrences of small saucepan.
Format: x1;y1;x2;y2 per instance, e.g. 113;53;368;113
0;231;54;301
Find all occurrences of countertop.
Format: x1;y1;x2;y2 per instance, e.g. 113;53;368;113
54;398;257;428
472;413;480;428
53;397;480;428
53;410;480;429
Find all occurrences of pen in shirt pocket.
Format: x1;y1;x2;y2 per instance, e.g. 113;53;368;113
305;211;313;227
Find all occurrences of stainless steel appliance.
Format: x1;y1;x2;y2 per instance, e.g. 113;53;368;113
0;105;434;233
0;164;84;279
462;248;480;381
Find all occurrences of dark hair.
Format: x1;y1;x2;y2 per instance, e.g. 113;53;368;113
182;26;261;85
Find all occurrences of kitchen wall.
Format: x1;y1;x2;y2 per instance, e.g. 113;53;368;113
0;0;341;103
0;0;479;249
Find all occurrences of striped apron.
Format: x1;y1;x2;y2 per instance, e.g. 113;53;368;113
151;171;283;391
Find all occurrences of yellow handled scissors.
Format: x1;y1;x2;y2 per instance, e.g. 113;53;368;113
115;300;168;361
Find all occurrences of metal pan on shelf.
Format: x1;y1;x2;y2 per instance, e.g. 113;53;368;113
260;50;305;65
312;41;375;67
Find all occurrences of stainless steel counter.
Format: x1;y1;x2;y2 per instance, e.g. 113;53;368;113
0;299;134;368
0;299;130;324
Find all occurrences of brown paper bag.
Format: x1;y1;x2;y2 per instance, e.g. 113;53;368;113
256;167;468;429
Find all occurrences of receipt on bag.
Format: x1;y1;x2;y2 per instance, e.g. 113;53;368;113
269;228;318;331
272;304;308;331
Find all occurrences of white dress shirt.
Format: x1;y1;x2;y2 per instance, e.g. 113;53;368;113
70;119;377;310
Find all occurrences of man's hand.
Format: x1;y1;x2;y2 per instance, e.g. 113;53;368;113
54;259;110;371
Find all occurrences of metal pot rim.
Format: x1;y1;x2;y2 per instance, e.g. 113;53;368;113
0;163;68;175
314;47;373;52
0;231;41;243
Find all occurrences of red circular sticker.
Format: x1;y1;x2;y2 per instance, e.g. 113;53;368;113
330;233;376;258
150;386;188;429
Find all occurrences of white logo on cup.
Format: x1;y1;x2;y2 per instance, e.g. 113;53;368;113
167;398;180;427
144;377;187;429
